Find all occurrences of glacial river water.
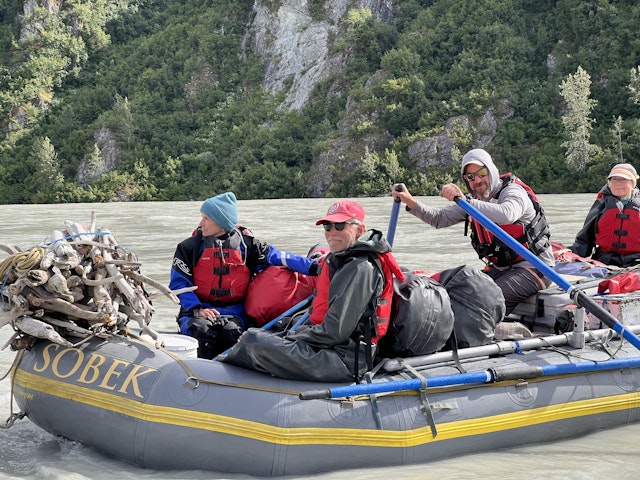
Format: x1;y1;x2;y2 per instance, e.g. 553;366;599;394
0;194;638;480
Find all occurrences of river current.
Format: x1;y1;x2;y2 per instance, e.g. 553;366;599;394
0;194;637;480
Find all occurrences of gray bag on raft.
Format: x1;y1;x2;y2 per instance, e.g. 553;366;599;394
437;265;506;348
378;272;455;358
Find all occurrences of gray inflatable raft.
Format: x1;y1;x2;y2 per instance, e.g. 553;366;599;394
11;323;640;477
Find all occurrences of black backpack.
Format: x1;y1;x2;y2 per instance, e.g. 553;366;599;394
438;265;506;348
378;272;454;358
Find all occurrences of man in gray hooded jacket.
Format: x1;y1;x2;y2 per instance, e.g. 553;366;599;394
392;148;554;316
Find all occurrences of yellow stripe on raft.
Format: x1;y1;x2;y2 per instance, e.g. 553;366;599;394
14;369;640;447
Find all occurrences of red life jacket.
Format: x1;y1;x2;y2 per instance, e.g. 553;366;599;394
594;194;640;254
469;173;550;267
309;251;404;344
192;231;252;304
309;256;329;326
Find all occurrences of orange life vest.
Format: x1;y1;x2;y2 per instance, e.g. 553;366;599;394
192;238;251;305
309;251;404;344
594;195;640;254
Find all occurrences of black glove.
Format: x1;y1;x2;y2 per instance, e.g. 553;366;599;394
191;308;229;324
210;314;228;327
217;318;243;354
308;260;322;276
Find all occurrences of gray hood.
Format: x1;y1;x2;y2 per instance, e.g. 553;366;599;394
460;149;501;198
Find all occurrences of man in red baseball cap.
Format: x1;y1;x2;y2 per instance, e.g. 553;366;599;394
315;200;366;253
219;200;405;382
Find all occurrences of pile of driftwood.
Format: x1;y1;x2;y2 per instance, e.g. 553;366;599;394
0;213;182;351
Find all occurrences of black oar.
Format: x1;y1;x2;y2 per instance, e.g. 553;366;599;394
454;196;640;350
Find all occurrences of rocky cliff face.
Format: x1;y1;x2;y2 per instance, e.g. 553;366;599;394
19;0;59;41
248;0;502;196
248;0;400;195
249;0;394;111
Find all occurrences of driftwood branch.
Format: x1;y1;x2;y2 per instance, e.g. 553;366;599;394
14;316;74;347
122;270;182;304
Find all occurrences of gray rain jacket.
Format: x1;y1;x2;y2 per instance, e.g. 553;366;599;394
217;230;389;382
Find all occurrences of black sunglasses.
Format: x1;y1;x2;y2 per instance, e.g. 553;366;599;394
323;221;359;232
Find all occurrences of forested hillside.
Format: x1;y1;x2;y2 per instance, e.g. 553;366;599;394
1;0;639;203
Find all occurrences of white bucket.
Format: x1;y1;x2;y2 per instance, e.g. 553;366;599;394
160;334;199;359
137;332;199;359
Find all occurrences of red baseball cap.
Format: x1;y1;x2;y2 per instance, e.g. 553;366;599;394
315;201;365;225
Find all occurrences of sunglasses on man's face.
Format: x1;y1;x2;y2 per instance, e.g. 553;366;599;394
463;167;489;182
323;221;358;232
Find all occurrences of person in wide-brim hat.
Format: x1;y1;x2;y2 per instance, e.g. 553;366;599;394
571;163;640;267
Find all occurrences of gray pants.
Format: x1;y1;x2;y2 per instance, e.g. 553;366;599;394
485;266;551;315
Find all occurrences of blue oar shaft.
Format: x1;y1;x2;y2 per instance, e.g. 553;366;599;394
387;200;401;247
261;294;314;331
454;197;640;350
289;311;310;333
300;371;494;399
300;355;640;399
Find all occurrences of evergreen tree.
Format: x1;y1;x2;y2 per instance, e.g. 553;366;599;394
30;136;65;203
630;66;640;105
113;94;134;148
85;143;106;185
559;66;602;172
611;116;624;163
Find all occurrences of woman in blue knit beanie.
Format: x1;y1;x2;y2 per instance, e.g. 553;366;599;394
169;192;321;359
200;192;238;232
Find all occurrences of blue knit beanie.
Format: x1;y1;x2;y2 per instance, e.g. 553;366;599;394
200;192;238;232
